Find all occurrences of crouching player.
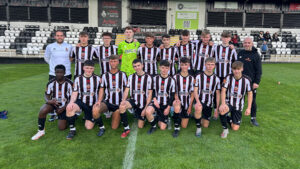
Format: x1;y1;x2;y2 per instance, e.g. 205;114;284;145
65;60;101;140
93;55;127;136
172;57;195;137
119;59;153;137
219;61;252;138
31;65;73;140
145;60;176;134
194;57;221;137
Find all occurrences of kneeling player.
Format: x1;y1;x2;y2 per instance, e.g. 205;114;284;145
172;57;194;137
93;55;127;136
31;65;73;140
145;60;175;134
119;59;153;137
65;60;101;140
194;57;221;137
219;61;252;138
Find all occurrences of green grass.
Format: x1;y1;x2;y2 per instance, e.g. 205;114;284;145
0;63;299;169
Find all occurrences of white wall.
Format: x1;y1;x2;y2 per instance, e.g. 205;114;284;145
121;0;130;27
167;0;206;30
89;0;98;27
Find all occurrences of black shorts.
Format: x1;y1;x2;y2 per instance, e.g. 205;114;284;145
228;104;242;125
201;102;213;121
148;102;168;124
102;100;119;112
75;99;94;122
180;108;190;119
48;104;67;120
128;99;145;121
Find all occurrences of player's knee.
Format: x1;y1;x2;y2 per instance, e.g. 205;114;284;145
202;123;209;128
58;125;66;131
232;125;240;131
181;124;188;128
111;125;118;130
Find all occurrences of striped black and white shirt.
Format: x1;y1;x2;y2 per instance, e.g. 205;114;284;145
138;46;160;75
160;47;178;76
173;74;194;110
101;71;127;105
97;45;118;75
71;45;98;77
46;79;73;108
73;74;101;106
153;75;176;106
195;72;221;107
193;41;215;72
176;42;195;69
127;73;153;109
214;45;237;78
223;74;252;111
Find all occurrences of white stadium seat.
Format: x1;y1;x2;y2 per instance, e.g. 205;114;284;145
22;48;28;55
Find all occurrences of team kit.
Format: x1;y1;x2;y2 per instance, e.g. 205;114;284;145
31;27;254;140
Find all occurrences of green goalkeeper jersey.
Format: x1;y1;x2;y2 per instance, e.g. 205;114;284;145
118;40;140;76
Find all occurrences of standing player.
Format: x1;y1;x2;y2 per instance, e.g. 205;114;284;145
213;31;237;119
70;31;98;79
97;32;118;76
145;60;176;134
193;30;216;75
31;65;73;140
119;59;153;137
137;33;160;76
176;30;195;75
44;30;72;81
172;57;194;137
194;57;221;137
160;34;178;76
65;60;101;140
44;30;73;121
93;55;127;136
237;37;262;126
219;61;253;138
118;26;140;76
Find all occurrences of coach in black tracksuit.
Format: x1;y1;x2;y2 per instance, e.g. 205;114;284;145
238;40;262;126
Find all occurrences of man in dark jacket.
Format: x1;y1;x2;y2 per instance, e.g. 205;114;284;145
237;37;262;126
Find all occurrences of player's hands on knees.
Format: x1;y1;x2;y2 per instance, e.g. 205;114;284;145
154;99;160;109
187;106;192;115
245;108;251;116
195;101;202;110
67;102;75;110
219;104;227;113
164;107;170;116
56;107;65;114
47;99;59;107
141;108;146;117
253;83;259;89
214;107;219;118
95;101;101;106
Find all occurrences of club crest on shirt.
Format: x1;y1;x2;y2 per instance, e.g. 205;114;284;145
245;58;251;62
81;52;85;59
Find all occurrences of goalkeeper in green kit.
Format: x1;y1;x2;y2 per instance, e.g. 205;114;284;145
118;26;140;76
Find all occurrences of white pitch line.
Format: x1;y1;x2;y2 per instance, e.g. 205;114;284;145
122;120;138;169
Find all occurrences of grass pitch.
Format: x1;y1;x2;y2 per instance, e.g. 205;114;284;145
0;63;299;169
